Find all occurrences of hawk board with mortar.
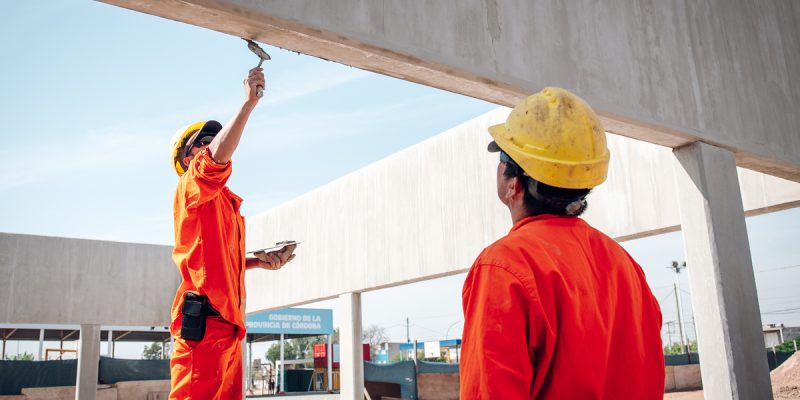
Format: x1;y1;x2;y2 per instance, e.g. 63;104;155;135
248;241;299;262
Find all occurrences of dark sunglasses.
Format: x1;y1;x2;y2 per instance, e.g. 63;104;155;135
193;135;214;148
499;150;515;165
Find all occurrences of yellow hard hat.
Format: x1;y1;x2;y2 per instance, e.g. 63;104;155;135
488;87;610;189
169;120;222;176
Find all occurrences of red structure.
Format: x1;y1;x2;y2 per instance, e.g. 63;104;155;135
313;343;370;368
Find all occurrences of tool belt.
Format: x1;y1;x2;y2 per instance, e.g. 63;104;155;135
180;292;220;341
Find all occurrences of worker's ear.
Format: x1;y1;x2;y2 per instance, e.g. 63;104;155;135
510;177;526;201
500;175;519;203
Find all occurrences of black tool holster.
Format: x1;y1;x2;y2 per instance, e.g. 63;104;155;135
180;292;220;341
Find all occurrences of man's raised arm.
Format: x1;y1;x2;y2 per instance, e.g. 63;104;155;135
208;67;264;164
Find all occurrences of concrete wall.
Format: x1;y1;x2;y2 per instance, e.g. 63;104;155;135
114;380;169;400
1;109;797;323
20;385;116;400
99;0;800;181
0;233;177;326
244;108;800;312
13;381;170;400
664;364;703;392
417;373;459;400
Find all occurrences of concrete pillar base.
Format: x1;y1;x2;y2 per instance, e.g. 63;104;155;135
339;292;364;400
673;142;772;399
76;324;101;400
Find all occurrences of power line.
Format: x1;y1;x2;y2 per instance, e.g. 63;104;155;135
650;284;674;290
760;294;800;301
411;323;446;336
658;291;674;304
761;307;800;315
756;264;800;273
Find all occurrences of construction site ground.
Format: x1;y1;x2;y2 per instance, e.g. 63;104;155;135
664;352;800;399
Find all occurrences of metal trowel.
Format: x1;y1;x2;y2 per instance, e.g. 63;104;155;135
243;39;271;97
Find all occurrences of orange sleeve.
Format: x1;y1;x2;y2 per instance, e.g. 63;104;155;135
182;148;232;208
461;263;535;400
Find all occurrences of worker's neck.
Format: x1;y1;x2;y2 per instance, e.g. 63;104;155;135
508;203;529;225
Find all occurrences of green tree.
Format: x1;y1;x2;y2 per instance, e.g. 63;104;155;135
391;353;408;363
9;352;34;361
774;335;799;352
265;336;328;364
663;340;698;355
362;325;389;359
142;343;163;360
330;328;339;344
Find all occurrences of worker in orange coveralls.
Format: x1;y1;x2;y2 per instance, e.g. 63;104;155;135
460;87;664;399
167;67;296;399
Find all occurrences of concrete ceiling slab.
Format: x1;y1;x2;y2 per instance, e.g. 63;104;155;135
99;0;800;182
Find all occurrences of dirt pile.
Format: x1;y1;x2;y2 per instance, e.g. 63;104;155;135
773;352;800;399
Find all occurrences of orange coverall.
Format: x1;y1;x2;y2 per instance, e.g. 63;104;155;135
461;215;664;399
169;148;246;399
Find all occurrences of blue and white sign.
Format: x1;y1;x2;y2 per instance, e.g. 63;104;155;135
246;308;333;335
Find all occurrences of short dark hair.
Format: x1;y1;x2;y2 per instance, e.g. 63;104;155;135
502;159;591;217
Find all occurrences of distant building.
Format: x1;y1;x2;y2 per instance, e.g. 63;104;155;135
396;339;462;363
763;324;786;348
374;342;404;364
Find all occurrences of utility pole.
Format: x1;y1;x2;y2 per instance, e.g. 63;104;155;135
665;321;674;351
406;318;410;343
670;261;690;354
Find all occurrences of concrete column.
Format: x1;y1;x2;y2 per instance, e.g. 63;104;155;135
106;330;113;357
339;292;364;400
37;329;44;361
279;333;285;393
245;338;251;398
76;324;100;400
327;335;333;391
673;142;772;399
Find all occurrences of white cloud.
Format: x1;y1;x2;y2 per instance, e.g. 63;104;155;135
236;91;451;156
0;67;372;191
264;66;370;107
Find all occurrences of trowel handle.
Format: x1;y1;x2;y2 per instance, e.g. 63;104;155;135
256;59;264;98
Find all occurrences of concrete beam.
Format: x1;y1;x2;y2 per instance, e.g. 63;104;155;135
339;292;364;400
0;233;178;326
98;0;800;181
673;142;772;399
76;324;101;400
244;109;800;313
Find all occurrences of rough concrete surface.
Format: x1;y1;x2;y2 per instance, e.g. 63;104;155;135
664;365;702;392
244;109;800;313
417;373;459;400
663;391;704;400
0;233;177;326
664;365;677;392
674;142;771;398
20;384;115;400
114;380;169;400
673;365;702;391
99;0;800;181
8;380;169;400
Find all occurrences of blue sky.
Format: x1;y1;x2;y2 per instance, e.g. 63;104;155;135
2;1;798;359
